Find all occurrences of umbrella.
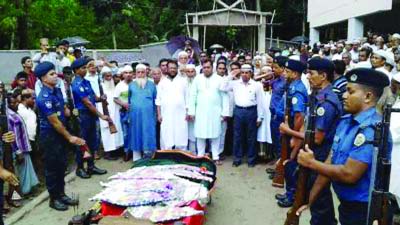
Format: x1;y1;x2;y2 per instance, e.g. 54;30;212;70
167;35;201;56
62;36;90;47
290;36;309;44
209;44;224;49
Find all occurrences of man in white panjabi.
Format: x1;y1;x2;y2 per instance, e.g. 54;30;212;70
188;60;228;164
99;66;124;160
156;60;188;150
389;72;400;205
185;64;197;153
178;51;189;77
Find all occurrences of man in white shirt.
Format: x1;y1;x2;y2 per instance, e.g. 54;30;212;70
114;65;134;161
17;90;37;143
188;60;228;164
185;64;197;153
156;60;188;150
220;64;264;167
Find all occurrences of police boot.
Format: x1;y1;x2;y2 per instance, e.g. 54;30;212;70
49;198;68;211
76;168;91;179
277;197;293;208
60;194;79;206
88;166;107;175
275;193;287;201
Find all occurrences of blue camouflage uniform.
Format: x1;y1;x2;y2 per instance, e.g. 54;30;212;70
37;85;68;199
331;107;392;225
277;79;308;202
269;75;286;156
308;84;342;225
71;75;98;169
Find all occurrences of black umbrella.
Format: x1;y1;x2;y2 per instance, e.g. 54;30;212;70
290;36;309;44
62;36;90;47
167;35;201;56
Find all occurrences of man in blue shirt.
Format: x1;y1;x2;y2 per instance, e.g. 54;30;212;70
35;62;85;211
279;57;342;224
71;58;109;179
297;68;391;225
269;56;288;168
275;59;308;207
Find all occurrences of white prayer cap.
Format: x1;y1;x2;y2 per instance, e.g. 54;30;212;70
393;72;400;83
374;49;389;60
289;55;300;61
354;61;372;69
385;53;396;67
121;65;133;73
345;40;352;45
100;66;112;74
337;43;344;48
241;64;253;72
331;45;337;50
186;64;196;69
352;39;361;44
362;43;371;48
178;51;188;57
392;33;400;40
135;63;147;71
332;54;342;61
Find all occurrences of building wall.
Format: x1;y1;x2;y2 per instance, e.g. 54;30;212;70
308;0;393;28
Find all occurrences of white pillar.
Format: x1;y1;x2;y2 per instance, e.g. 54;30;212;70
192;16;199;42
309;27;320;46
258;22;266;53
347;17;364;41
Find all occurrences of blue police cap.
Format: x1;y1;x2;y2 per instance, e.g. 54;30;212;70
34;62;55;78
285;59;306;73
71;58;88;70
273;56;288;67
345;68;390;89
308;57;334;73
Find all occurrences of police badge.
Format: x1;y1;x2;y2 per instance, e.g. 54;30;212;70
45;101;52;109
354;133;366;147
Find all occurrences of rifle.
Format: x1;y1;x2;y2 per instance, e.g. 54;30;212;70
67;82;91;160
367;102;399;225
97;76;117;134
284;90;317;225
272;83;292;188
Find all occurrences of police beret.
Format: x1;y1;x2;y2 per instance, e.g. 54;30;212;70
285;59;306;73
273;56;288;67
345;68;390;89
34;62;55;78
308;57;334;73
71;58;88;70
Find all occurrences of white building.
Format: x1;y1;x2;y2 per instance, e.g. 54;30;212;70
308;0;399;44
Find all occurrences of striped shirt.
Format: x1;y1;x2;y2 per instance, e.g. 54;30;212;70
7;108;31;154
332;75;347;105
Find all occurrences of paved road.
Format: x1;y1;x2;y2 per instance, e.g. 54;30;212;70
12;157;316;225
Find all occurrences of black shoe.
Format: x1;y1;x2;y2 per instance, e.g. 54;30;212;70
49;199;68;211
275;193;287;201
277;197;293;208
104;153;118;161
88;166;107;175
76;168;91;179
60;194;79;206
232;161;241;167
248;163;256;168
269;172;275;180
265;168;275;174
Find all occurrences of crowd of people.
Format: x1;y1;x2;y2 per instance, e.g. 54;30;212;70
0;31;398;225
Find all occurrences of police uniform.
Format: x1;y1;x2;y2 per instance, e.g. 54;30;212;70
270;56;288;157
71;74;98;170
306;58;342;225
330;68;391;225
277;60;308;206
35;63;68;202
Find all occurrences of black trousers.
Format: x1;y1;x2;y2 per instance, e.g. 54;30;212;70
40;131;67;199
338;200;368;225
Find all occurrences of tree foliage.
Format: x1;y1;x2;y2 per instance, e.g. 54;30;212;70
0;0;307;49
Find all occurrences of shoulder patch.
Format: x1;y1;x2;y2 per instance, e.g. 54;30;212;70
292;97;298;105
354;133;366;147
317;107;325;116
45;101;52;109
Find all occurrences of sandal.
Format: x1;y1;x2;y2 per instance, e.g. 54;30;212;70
214;160;223;166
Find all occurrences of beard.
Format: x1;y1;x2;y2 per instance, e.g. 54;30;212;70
103;79;115;92
136;78;147;89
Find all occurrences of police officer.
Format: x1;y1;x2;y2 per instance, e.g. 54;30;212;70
279;57;342;224
267;56;288;179
35;62;83;210
275;59;308;207
71;58;108;179
297;68;391;225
